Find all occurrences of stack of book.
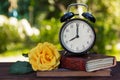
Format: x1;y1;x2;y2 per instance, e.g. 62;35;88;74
37;51;116;77
60;52;116;72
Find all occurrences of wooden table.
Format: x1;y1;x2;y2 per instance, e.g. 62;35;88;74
0;62;120;80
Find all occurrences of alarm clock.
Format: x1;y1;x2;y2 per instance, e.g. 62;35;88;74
59;3;96;54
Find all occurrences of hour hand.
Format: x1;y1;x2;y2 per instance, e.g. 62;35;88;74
69;36;77;41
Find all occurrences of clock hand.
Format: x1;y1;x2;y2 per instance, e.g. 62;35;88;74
69;36;77;41
69;23;79;41
76;23;79;38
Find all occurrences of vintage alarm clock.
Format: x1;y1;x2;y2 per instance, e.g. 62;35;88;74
59;3;96;54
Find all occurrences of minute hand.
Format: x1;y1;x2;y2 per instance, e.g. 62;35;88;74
76;23;79;38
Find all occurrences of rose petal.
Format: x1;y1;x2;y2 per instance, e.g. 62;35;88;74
28;42;61;71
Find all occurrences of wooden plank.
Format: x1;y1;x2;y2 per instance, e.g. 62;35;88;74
37;68;111;77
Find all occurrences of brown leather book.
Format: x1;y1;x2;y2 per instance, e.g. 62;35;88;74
60;53;116;72
37;68;111;77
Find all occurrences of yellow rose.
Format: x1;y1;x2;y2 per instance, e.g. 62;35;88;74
28;42;61;71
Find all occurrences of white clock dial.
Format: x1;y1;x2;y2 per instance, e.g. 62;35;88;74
60;19;95;53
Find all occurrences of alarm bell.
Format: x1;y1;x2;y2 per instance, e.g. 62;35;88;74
82;12;96;23
60;12;74;22
60;3;96;23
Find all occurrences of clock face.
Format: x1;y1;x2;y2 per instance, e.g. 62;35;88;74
59;19;96;54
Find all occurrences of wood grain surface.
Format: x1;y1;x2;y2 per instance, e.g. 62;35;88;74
0;62;120;80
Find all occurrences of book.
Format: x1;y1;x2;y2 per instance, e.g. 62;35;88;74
37;68;111;77
60;52;116;72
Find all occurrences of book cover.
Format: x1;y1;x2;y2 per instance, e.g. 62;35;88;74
60;52;116;72
37;68;111;77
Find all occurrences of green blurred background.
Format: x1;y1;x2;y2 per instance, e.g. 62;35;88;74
0;0;120;61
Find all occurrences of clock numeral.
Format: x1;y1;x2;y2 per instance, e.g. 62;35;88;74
70;44;73;48
82;45;85;49
65;41;68;44
70;25;73;28
89;35;93;38
76;47;79;51
64;35;66;38
76;23;79;27
66;29;69;32
82;24;84;28
87;29;90;32
87;41;89;44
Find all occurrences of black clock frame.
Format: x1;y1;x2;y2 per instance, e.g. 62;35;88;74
59;18;96;54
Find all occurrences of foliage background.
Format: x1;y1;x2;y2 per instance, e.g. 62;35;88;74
0;0;120;61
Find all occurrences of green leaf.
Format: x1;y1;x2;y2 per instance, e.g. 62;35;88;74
9;61;34;74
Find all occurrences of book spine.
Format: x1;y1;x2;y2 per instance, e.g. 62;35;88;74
60;56;86;71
